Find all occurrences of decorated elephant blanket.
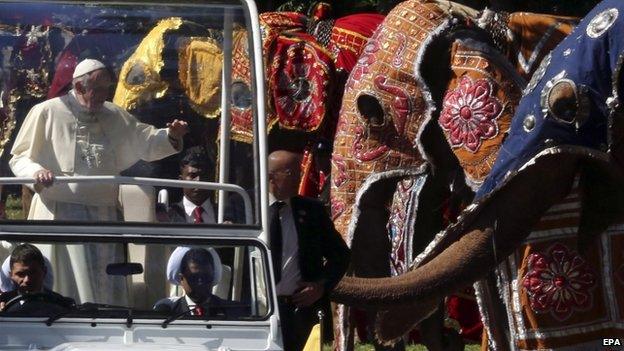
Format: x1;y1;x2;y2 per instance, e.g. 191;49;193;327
471;0;624;348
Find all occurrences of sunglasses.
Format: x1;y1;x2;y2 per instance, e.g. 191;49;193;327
182;272;214;286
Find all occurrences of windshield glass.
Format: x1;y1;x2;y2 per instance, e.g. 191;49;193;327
0;1;260;226
0;236;271;321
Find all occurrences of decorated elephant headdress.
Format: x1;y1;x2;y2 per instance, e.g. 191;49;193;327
230;7;383;197
113;17;223;120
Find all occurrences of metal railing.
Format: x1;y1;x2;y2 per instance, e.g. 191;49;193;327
0;176;253;224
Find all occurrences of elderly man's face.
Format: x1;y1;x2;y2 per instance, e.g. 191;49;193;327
79;69;112;112
11;260;45;294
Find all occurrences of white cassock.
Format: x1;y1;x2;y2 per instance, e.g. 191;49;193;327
9;90;181;305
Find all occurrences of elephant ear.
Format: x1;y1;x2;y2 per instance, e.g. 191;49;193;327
438;35;523;191
373;297;440;344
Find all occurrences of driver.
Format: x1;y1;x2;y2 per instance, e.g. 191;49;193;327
0;244;74;311
154;247;244;318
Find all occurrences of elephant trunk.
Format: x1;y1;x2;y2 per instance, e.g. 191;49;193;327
331;155;579;308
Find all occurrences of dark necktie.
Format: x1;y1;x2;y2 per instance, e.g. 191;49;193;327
269;201;285;283
192;206;204;224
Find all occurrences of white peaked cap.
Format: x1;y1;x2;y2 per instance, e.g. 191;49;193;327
72;58;106;79
166;246;222;286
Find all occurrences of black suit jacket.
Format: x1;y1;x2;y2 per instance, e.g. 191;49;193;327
0;288;75;308
155;295;247;319
288;196;350;293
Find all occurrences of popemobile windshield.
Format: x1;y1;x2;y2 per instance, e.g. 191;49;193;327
0;1;281;350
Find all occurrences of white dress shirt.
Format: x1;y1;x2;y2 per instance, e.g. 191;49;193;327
269;193;302;296
181;196;216;224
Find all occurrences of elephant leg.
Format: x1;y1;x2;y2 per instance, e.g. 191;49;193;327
419;300;464;351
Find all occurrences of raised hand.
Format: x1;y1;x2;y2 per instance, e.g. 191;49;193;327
166;119;189;140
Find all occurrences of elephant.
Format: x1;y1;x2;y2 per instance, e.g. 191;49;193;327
330;0;624;349
329;0;577;349
230;5;384;201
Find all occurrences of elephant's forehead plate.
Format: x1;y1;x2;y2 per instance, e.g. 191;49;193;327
477;0;624;199
331;0;450;236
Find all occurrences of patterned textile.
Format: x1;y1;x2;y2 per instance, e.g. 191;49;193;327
231;11;382;142
468;0;624;348
268;32;334;133
478;10;577;81
494;176;624;349
0;23;62;163
439;41;521;188
230;27;254;143
331;0;449;242
178;37;223;118
477;0;622;198
230;10;383;201
330;2;456;349
441;12;576;189
329;14;385;74
113;18;183;111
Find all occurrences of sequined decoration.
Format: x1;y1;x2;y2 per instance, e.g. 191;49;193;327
524;53;552;96
439;76;503;153
387;178;415;276
587;8;618;38
522;243;596;321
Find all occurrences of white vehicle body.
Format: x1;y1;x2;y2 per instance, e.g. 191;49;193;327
0;0;283;350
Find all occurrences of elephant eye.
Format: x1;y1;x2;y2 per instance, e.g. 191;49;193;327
547;80;577;122
357;93;385;128
231;81;252;109
125;63;147;85
542;78;589;128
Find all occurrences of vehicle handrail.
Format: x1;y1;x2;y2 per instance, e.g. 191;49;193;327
0;176;253;224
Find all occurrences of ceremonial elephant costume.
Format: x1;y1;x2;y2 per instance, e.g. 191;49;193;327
329;0;576;349
230;6;384;198
331;0;624;350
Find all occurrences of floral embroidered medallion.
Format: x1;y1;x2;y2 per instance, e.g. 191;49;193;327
522;243;596;321
439;76;503;153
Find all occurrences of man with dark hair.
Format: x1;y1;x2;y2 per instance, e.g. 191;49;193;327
154;247;243;318
166;146;216;223
0;244;74;311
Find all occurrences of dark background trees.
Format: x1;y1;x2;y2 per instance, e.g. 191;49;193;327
257;0;600;18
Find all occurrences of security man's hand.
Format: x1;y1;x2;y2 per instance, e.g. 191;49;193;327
292;281;324;307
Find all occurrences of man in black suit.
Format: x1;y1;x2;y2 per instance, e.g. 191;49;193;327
268;150;350;351
154;247;245;319
0;243;74;313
